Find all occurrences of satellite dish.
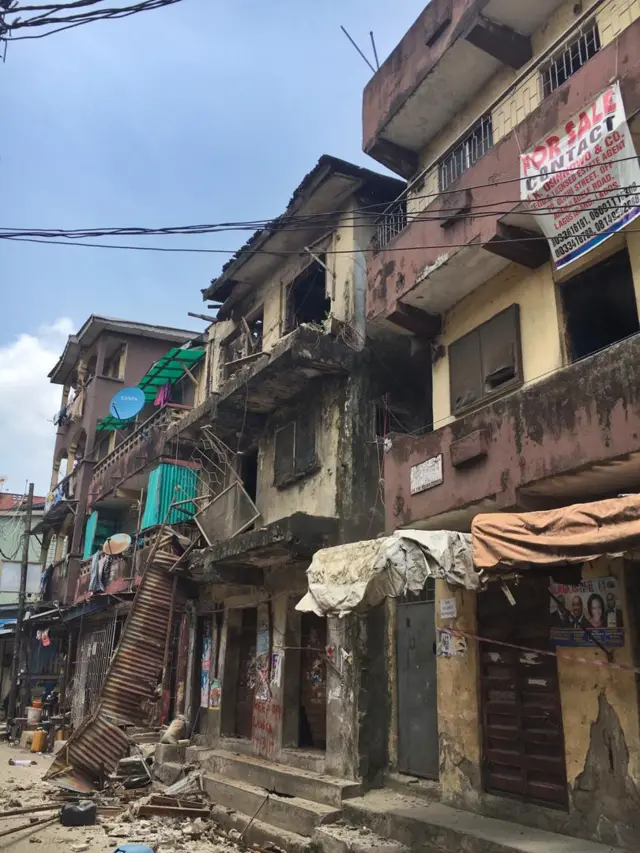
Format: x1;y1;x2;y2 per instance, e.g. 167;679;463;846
103;533;132;556
109;388;145;421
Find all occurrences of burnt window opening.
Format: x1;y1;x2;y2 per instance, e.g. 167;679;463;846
541;21;600;98
222;307;264;380
238;448;258;503
449;304;522;416
285;261;331;333
561;250;639;362
274;415;318;487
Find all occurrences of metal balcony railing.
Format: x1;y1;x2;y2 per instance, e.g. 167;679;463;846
374;0;636;249
92;403;190;479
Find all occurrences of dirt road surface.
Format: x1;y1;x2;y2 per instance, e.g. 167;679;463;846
0;742;242;853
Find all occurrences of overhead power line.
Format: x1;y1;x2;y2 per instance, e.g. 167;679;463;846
1;0;184;41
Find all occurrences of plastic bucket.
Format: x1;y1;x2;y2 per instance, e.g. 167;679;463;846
26;706;42;727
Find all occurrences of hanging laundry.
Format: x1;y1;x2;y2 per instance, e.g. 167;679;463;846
89;551;104;594
153;381;172;407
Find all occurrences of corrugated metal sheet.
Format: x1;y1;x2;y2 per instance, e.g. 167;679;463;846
141;464;197;530
45;530;184;787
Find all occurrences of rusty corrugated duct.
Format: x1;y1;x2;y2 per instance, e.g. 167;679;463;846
45;529;188;789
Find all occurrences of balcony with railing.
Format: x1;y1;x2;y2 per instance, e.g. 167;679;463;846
367;0;640;330
89;404;190;504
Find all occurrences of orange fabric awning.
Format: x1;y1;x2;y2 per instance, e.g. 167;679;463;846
472;494;640;571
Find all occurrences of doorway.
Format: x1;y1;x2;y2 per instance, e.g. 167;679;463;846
299;613;327;750
477;574;568;808
235;607;257;739
396;581;439;778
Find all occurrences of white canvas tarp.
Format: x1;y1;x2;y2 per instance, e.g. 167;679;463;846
296;529;479;617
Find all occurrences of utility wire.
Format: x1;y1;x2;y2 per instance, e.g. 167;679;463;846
1;0;184;40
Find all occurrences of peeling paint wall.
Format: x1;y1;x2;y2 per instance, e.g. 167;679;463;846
558;558;640;847
256;380;343;526
431;561;640;848
434;580;482;808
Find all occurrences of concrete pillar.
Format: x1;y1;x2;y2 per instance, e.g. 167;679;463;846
282;599;301;748
435;580;482;809
219;607;241;739
252;597;287;760
325;614;360;780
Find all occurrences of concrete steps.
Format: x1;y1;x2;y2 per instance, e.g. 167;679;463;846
203;772;341;836
342;791;626;853
199;747;361;807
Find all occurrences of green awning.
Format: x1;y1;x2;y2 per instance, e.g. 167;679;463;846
96;346;205;431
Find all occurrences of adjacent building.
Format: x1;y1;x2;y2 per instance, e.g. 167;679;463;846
362;0;640;847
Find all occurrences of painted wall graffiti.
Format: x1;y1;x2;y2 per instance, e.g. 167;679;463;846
252;698;283;759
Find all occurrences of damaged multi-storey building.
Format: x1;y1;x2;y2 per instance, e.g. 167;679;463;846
347;0;640;850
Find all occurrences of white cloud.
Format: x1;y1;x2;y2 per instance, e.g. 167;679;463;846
0;319;74;496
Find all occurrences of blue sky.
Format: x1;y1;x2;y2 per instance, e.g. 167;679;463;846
0;0;425;493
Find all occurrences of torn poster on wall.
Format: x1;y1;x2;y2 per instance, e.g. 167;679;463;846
209;678;221;708
521;82;640;270
255;611;270;701
200;619;212;708
550;576;623;647
437;629;466;657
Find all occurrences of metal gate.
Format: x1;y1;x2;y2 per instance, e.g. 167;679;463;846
396;581;439;778
478;575;568;809
70;618;118;729
299;613;326;750
235;607;257;739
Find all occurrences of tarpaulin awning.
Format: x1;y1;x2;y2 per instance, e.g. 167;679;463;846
472;494;640;571
296;530;478;617
96;345;204;431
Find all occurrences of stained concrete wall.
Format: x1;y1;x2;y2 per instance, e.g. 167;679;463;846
432;562;640;849
431;260;563;427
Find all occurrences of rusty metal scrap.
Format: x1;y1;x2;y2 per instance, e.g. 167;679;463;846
45;529;187;788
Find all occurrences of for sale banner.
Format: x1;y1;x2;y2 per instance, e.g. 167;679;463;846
520;82;640;269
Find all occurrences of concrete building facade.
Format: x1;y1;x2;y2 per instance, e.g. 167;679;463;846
363;0;640;848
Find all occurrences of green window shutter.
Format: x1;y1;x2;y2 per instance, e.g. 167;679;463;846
82;511;99;560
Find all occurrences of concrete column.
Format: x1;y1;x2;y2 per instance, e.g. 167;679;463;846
325;614;360;780
252;596;287;760
435;580;482;809
95;336;109;377
282;599;301;748
219;607;241;739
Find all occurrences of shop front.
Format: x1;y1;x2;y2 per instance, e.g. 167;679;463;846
436;495;640;848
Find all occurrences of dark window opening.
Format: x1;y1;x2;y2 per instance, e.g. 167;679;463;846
222;307;264;379
239;448;258;503
561;250;639;362
274;415;318;487
285;261;330;332
449;304;522;416
541;21;600;98
439;114;493;192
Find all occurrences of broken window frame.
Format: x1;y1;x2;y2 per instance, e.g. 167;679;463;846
274;415;318;488
448;304;523;416
221;307;264;380
283;260;331;334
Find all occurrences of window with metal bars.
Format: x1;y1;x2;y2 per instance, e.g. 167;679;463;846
438;114;493;192
541;21;601;98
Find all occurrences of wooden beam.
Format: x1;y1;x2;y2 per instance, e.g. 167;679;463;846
465;15;532;69
388;303;442;339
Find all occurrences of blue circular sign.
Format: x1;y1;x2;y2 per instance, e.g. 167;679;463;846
109;387;145;421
